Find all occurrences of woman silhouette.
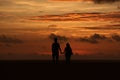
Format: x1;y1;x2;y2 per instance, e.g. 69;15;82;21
64;43;73;64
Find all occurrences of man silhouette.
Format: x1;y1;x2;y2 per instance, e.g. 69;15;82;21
52;38;62;63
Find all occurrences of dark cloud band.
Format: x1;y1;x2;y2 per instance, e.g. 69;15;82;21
50;0;120;3
93;0;120;4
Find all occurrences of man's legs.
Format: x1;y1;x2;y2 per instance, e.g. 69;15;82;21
52;54;55;63
52;53;59;63
68;56;70;63
56;54;59;63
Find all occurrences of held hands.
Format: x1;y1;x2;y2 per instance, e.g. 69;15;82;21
61;52;64;54
60;50;64;54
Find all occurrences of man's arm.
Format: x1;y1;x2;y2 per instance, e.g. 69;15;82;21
58;43;62;53
51;43;54;53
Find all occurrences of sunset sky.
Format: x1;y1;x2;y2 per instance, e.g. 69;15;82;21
0;0;120;59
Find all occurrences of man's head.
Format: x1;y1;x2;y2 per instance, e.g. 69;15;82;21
54;38;58;43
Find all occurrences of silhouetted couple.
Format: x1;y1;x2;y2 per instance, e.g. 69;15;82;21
52;38;73;64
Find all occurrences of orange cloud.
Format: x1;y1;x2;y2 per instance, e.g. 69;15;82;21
49;0;92;1
49;0;120;2
50;0;84;1
49;0;120;4
28;12;120;22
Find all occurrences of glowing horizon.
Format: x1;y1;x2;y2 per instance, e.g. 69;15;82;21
0;0;120;59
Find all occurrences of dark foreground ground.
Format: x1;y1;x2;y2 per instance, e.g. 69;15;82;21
1;59;120;63
1;60;120;79
1;60;120;65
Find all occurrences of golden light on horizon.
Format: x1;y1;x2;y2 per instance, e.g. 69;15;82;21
0;0;120;59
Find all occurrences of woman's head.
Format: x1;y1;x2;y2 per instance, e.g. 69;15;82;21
66;43;70;47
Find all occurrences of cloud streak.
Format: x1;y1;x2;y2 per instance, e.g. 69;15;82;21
77;33;120;44
111;33;120;42
50;0;120;3
49;33;68;42
48;33;120;44
93;0;120;4
0;0;15;6
78;33;107;44
83;24;120;30
0;34;23;44
28;12;120;21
